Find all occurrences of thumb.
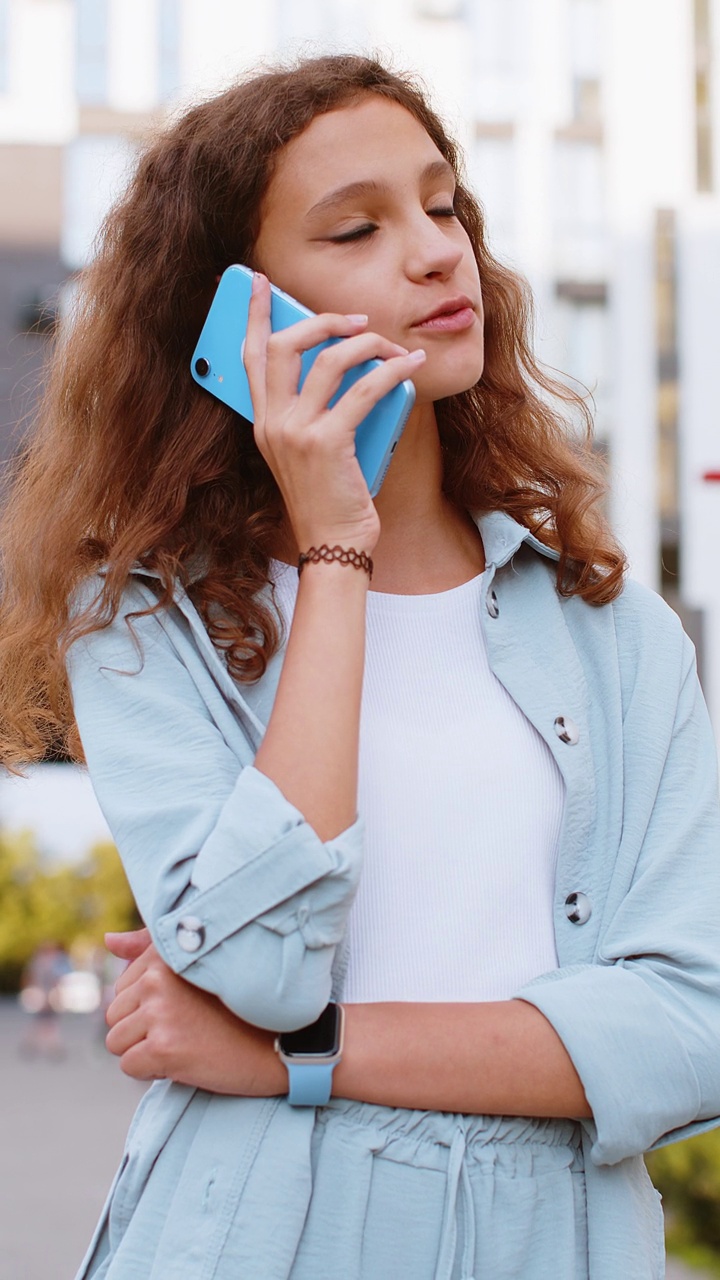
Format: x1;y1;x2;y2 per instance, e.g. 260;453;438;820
105;927;152;960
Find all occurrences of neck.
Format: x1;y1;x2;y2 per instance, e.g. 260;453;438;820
269;401;486;593
368;401;485;592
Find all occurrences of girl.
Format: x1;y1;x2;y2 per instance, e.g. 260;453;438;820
2;53;720;1280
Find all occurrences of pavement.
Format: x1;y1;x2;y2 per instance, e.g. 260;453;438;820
1;998;146;1280
0;997;714;1279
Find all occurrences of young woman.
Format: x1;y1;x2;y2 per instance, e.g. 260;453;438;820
2;53;719;1280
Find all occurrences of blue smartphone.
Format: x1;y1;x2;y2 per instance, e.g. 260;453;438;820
190;265;416;497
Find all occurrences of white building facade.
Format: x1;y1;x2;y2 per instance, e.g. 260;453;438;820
1;0;719;730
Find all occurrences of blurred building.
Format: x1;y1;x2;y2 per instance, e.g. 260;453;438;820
1;0;719;732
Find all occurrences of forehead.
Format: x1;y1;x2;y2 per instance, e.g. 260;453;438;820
264;96;449;213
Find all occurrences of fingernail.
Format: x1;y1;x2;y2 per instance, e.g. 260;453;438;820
408;348;426;362
394;345;409;354
345;313;368;323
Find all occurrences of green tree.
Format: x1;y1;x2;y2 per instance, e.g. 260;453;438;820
648;1132;720;1274
0;831;140;992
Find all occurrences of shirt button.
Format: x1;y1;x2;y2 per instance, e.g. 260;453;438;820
554;715;580;745
486;589;499;619
565;892;592;925
176;916;205;953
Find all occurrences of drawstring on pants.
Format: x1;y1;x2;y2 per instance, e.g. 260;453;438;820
434;1125;477;1280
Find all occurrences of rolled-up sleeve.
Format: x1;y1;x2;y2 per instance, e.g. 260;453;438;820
516;634;720;1166
66;596;363;1031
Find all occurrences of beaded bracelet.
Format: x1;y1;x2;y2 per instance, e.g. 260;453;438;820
297;544;374;581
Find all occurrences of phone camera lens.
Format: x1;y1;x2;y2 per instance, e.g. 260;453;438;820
194;357;210;377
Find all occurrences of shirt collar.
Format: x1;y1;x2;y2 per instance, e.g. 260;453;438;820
471;510;560;570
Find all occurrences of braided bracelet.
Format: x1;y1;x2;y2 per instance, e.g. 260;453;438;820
297;544;373;581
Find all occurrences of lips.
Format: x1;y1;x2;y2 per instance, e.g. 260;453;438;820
412;295;475;326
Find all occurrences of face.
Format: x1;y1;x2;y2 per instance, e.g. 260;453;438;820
253;96;484;403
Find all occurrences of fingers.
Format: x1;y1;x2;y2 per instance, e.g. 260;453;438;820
106;1005;147;1058
113;942;159;995
117;1041;161;1082
263;313;378;407
105;980;141;1029
243;272;272;426
105;928;152;961
243;273;375;424
293;331;412;420
325;348;425;434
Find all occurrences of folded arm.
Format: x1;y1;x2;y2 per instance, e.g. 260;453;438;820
67;567;368;1032
104;929;590;1117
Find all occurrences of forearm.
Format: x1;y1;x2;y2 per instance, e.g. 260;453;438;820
332;1000;591;1118
253;561;368;841
106;938;590;1117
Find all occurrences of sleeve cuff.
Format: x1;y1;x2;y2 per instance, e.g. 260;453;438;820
516;963;702;1165
153;766;363;972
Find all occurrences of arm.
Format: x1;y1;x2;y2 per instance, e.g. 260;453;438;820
105;616;720;1160
68;283;419;1032
513;624;720;1164
246;271;414;840
105;930;589;1118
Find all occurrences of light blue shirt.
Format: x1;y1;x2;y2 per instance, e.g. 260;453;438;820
68;512;720;1279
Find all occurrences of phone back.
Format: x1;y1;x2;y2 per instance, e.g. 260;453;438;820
190;265;415;496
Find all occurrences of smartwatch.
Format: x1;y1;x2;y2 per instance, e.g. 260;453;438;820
274;1002;345;1106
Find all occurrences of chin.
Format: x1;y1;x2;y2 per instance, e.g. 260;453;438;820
416;357;484;403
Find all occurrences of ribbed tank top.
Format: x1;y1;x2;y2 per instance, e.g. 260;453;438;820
270;561;564;1002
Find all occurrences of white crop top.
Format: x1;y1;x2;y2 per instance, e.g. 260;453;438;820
270;562;564;1002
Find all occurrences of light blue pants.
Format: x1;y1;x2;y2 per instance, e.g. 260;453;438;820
290;1100;587;1279
77;1090;588;1279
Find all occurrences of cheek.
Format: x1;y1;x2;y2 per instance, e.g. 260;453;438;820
304;265;383;323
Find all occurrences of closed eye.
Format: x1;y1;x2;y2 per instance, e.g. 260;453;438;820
330;223;378;244
330;206;458;244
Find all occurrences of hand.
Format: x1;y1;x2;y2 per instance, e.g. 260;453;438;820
103;931;286;1096
244;272;425;554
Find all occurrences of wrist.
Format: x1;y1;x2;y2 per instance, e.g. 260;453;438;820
295;556;371;596
298;545;373;582
293;518;379;559
330;1003;373;1101
274;1002;346;1106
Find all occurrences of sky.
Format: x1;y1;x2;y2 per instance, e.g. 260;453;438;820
0;763;112;863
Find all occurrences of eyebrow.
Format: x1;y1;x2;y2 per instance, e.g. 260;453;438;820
305;158;456;221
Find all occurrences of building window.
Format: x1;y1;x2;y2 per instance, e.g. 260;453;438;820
275;0;335;43
654;207;680;587
552;293;610;438
472;128;516;255
568;0;603;80
473;0;522;74
415;0;463;17
572;76;601;125
76;0;108;106
62;134;136;271
553;137;605;275
0;0;8;95
694;0;714;192
471;0;524;121
158;0;181;102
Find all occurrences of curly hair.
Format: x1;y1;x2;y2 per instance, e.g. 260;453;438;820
0;52;626;769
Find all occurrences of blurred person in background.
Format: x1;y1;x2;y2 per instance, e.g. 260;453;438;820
1;51;720;1280
19;940;71;1059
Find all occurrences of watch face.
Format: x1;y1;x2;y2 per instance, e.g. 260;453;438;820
279;1003;341;1058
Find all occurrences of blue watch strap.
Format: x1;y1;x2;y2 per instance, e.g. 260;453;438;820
286;1060;336;1107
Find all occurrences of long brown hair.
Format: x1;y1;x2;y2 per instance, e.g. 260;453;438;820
0;52;626;769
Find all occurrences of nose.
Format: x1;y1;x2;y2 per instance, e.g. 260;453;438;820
405;212;464;281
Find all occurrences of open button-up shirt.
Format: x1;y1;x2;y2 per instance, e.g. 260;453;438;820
68;511;720;1280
